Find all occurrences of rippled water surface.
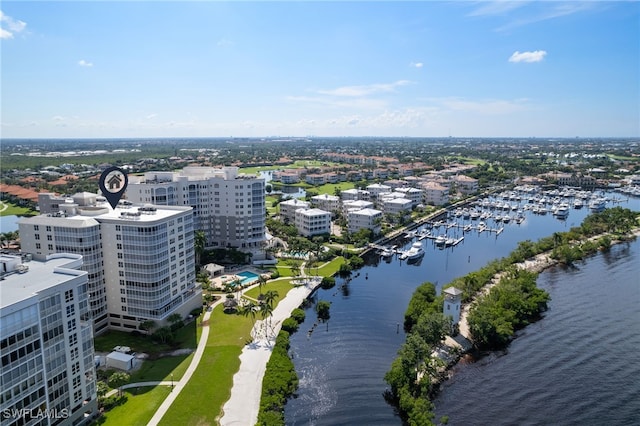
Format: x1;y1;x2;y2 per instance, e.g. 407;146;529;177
285;195;640;425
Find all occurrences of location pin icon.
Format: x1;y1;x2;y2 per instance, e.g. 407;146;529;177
99;166;129;209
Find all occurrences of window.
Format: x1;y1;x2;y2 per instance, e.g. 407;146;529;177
35;234;40;240
65;289;74;303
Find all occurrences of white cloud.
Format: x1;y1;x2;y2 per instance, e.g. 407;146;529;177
0;10;27;39
146;113;158;120
410;62;424;68
317;80;411;97
509;50;547;63
78;59;93;67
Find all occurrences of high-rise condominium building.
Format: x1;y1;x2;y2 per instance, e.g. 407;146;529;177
0;253;98;426
19;196;201;334
126;166;266;254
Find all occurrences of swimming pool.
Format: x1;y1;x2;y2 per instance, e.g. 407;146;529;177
237;271;259;285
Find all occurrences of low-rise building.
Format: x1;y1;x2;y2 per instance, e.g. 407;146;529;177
452;175;479;194
342;200;374;213
279;198;310;222
394;187;423;207
294;208;331;237
347;208;383;235
382;197;413;215
310;194;340;214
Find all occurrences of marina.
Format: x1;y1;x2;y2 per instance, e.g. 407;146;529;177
285;189;640;425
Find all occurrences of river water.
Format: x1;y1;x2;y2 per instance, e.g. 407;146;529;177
432;238;640;426
284;193;640;425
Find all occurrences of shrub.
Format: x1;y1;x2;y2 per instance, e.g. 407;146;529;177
320;276;336;289
290;308;306;323
316;300;331;321
281;318;299;333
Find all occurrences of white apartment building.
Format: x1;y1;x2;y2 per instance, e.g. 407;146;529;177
347;208;383;235
0;253;98;426
310;194;340;215
19;205;109;333
19;200;201;334
340;188;371;201
382;197;413;215
421;182;450;206
394;187;423;207
279;199;310;223
127;166;266;253
294;208;331;237
452;175;479;194
342;200;374;213
365;183;391;199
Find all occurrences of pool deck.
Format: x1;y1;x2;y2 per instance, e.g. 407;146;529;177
211;268;270;290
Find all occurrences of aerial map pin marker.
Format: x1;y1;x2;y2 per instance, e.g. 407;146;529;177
98;166;129;209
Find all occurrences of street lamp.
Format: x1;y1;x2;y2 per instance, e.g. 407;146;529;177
171;373;174;392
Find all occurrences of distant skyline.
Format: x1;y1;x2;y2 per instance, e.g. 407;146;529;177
1;1;639;139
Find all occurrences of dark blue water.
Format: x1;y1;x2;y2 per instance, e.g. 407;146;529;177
433;239;640;426
285;194;640;425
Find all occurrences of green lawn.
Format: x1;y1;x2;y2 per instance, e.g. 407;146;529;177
93;320;198;355
101;386;170;426
315;256;346;276
100;274;323;425
243;279;294;301
129;353;194;382
0;201;36;217
158;277;311;425
313;181;356;195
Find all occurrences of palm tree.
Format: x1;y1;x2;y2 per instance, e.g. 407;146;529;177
259;302;274;337
139;320;157;335
262;290;279;307
257;275;267;297
240;301;258;335
194;230;206;266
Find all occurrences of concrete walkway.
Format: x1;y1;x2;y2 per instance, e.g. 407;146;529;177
146;296;221;426
219;272;320;426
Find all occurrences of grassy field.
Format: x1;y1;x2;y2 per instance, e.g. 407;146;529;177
158;307;254;425
0;201;36;217
313;181;356;195
98;277;322;425
101;386;170;426
129;353;194;382
240;160;340;175
243;278;294;301
94;320;198;355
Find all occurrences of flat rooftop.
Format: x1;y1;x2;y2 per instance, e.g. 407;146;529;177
0;254;86;309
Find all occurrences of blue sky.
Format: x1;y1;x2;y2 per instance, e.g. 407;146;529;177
1;1;638;138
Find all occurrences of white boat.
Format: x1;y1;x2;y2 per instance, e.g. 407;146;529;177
573;199;583;209
435;235;446;246
399;242;425;260
554;203;570;219
380;247;395;258
589;198;606;212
